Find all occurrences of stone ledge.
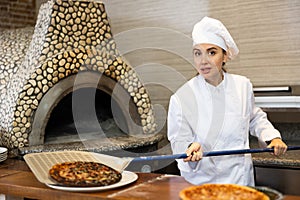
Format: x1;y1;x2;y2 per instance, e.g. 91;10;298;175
252;151;300;169
251;139;300;168
18;133;164;157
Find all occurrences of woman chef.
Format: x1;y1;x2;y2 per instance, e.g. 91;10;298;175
167;16;287;186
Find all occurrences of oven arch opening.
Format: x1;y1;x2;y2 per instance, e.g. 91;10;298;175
29;71;142;146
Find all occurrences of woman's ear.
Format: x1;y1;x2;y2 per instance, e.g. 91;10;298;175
223;51;229;63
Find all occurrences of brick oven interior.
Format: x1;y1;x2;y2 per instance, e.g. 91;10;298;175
34;72;140;145
45;86;126;144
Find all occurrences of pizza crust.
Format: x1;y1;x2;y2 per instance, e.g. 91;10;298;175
49;161;122;187
179;184;270;200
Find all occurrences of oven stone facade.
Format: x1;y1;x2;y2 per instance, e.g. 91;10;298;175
0;0;157;156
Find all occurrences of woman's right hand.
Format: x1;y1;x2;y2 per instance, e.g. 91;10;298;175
184;142;203;162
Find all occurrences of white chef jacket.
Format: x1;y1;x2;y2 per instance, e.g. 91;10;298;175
167;73;281;186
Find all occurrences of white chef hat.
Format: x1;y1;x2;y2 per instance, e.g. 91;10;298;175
192;16;239;60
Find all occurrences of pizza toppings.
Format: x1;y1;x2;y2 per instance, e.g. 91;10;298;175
49;161;122;187
179;184;270;200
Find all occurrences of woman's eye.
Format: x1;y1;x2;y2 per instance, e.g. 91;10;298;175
194;51;201;56
208;51;216;56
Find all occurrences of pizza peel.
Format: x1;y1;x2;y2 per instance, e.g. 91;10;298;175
24;146;300;185
129;146;300;162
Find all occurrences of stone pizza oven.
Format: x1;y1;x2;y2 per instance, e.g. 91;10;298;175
0;0;160;157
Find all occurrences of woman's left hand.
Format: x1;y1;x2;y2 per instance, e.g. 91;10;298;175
184;142;203;162
267;138;288;156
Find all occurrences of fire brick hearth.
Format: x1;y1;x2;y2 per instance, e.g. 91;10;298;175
0;0;162;157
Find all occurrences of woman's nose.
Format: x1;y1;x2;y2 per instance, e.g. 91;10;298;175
200;54;210;64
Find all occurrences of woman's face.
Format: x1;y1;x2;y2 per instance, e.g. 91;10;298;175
193;43;228;86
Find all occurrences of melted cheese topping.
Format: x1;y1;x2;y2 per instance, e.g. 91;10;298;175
179;184;270;200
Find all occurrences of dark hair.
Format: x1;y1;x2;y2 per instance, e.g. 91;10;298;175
222;49;227;72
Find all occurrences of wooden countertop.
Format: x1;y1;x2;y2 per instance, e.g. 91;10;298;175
0;159;300;200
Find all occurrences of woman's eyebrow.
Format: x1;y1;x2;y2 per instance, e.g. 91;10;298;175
193;47;218;52
207;47;218;51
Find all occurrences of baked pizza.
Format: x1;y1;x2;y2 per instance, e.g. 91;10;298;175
179;184;270;200
49;161;122;187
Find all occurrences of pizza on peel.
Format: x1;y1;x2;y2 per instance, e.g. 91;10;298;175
179;184;270;200
49;161;122;187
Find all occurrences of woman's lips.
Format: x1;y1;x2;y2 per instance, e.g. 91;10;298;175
200;67;211;74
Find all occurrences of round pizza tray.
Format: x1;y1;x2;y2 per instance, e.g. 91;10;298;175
45;171;138;192
253;186;283;200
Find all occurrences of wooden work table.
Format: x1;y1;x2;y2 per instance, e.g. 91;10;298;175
0;159;300;200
